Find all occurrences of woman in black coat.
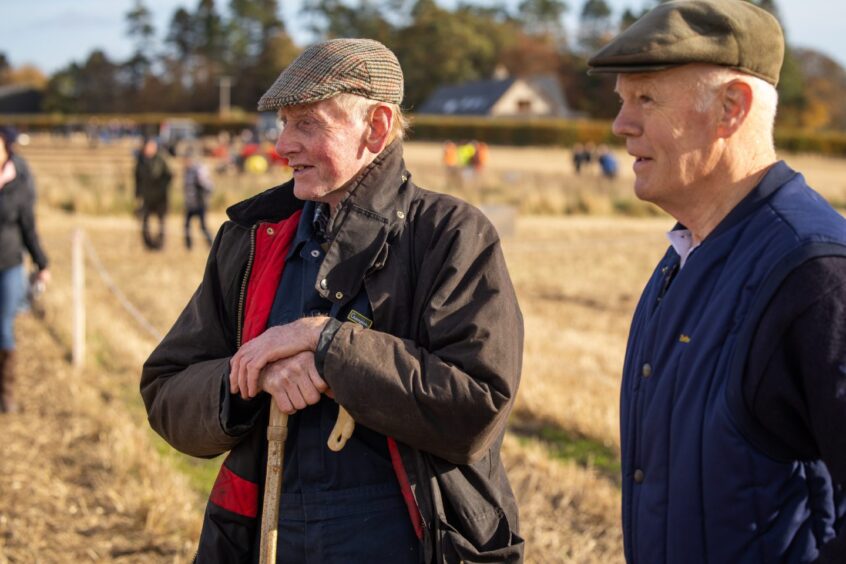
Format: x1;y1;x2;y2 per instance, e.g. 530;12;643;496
0;127;49;413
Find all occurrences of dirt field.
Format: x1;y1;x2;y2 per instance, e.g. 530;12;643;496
2;137;845;562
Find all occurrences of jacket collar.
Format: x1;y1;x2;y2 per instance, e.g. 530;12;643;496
318;141;416;304
226;141;417;305
673;160;798;243
225;177;304;227
326;140;413;235
707;160;797;240
225;140;414;230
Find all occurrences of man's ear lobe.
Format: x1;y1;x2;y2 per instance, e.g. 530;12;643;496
365;104;393;153
717;80;753;138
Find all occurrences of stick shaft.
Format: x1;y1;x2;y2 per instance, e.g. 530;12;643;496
259;406;289;564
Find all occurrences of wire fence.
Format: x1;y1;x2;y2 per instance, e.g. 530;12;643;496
81;232;164;342
71;228;164;368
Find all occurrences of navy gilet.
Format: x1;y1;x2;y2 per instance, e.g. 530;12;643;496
621;162;846;563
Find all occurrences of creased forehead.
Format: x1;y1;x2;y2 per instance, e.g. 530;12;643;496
278;97;357;127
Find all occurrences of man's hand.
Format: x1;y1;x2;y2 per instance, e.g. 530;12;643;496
259;351;328;414
229;316;330;399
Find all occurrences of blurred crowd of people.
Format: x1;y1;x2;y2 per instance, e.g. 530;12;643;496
572;142;618;179
131;126;295;252
442;140;489;189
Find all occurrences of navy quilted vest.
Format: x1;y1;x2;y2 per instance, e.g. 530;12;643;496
621;162;846;563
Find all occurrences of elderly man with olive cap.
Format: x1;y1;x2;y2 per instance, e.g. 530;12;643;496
589;0;846;562
141;38;524;562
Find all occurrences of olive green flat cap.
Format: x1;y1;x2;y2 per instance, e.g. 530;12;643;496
258;38;404;112
587;0;784;85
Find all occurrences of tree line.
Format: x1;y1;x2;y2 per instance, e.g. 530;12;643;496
0;0;844;130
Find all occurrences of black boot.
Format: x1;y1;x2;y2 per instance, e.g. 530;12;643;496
0;350;17;413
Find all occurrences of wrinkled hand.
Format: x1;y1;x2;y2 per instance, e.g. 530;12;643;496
259;351;329;414
229;316;329;400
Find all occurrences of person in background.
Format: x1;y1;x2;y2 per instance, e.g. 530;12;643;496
597;144;618;180
182;148;214;250
0;126;50;413
589;0;846;561
583;142;596;172
134;137;172;250
571;142;586;174
471;141;489;173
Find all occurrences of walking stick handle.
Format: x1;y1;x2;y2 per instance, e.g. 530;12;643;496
259;405;289;564
327;406;355;452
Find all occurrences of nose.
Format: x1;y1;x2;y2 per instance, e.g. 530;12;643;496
612;104;640;139
275;126;298;158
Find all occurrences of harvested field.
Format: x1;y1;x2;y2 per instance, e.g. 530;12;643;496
0;315;199;563
5;208;644;563
2;136;844;562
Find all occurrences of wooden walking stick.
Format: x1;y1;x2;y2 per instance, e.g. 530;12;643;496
259;404;354;563
259;405;289;564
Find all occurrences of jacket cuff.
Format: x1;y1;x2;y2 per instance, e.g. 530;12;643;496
315;318;343;376
219;370;265;436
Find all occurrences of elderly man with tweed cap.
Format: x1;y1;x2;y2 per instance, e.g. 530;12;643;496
141;38;524;562
589;0;846;562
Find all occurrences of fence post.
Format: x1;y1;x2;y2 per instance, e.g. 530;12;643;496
72;228;85;369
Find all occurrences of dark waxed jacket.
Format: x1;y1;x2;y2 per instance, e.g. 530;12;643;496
141;142;525;562
0;155;48;272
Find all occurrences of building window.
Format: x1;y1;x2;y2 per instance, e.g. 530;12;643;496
517;99;532;114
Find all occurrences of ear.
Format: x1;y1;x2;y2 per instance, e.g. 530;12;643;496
363;104;393;153
715;80;753;139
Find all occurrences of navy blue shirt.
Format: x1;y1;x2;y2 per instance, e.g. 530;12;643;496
263;202;420;564
267;201;395;493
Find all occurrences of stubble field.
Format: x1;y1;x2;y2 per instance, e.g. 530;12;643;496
2;135;844;562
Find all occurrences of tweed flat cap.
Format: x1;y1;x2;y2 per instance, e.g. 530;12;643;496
258;38;404;111
587;0;784;85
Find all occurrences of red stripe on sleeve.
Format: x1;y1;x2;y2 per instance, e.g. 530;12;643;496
209;464;259;518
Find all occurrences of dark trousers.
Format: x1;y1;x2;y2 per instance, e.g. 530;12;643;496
184;208;213;249
142;208;166;250
272;484;421;563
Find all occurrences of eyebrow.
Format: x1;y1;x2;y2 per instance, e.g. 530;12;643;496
280;105;320;120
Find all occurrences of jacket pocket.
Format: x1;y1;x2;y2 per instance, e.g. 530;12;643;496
437;509;524;563
427;454;524;563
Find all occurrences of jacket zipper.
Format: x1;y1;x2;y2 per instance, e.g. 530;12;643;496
236;223;258;348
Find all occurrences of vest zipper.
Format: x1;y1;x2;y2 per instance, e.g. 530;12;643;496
236;223;258;348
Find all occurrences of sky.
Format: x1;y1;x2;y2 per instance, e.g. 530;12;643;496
2;0;845;74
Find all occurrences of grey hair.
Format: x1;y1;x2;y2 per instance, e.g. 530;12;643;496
332;93;410;143
694;67;779;142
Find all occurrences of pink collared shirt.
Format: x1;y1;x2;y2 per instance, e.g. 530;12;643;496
667;228;700;269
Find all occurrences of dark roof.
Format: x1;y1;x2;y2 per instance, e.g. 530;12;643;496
416;78;516;115
0;85;42;113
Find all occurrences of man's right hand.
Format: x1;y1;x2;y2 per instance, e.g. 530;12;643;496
257;351;329;415
229;317;329;399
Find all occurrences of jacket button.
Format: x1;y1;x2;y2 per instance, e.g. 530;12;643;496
633;469;645;484
320;279;328;290
396;210;405;219
641;363;652;377
266;227;275;236
310;250;320;258
335;291;344;300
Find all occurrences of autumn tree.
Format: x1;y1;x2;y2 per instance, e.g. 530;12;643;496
518;0;568;46
578;0;614;52
124;0;157;96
